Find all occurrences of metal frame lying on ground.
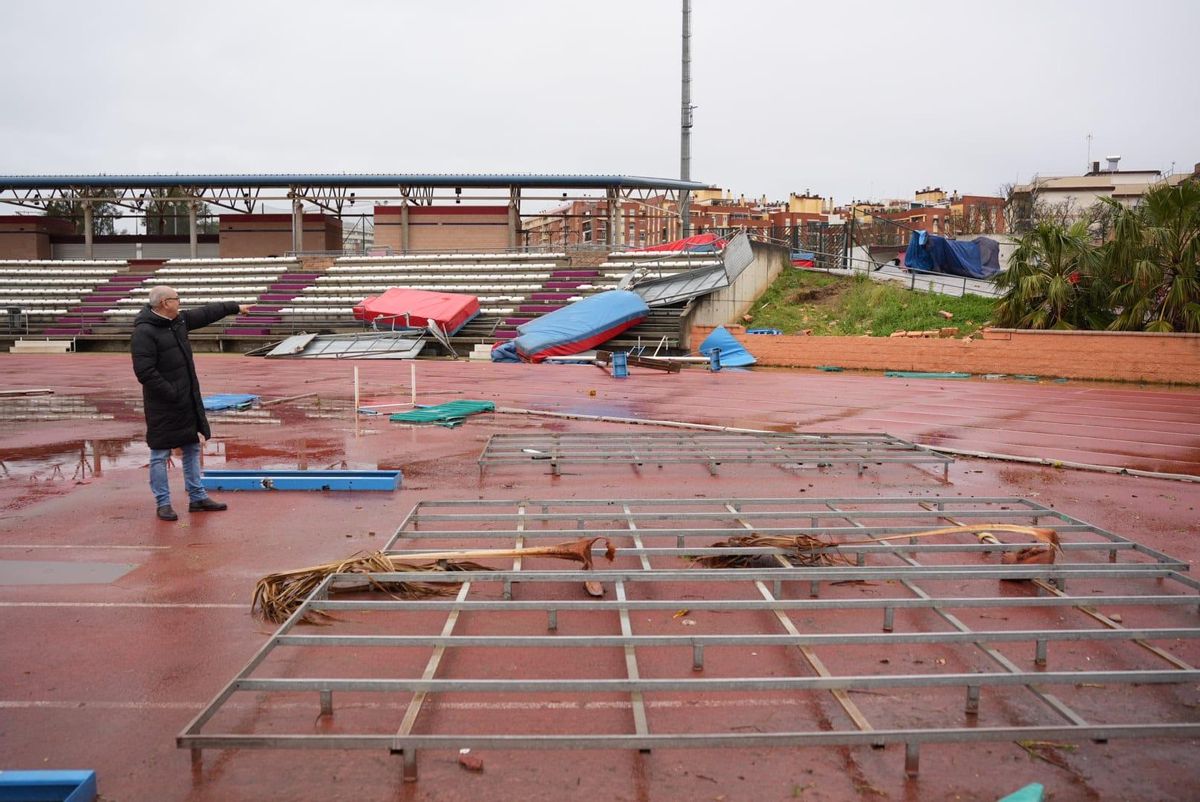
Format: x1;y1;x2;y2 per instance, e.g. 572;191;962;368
178;496;1200;782
478;431;954;478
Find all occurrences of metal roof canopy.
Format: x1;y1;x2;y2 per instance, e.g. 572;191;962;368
0;173;711;191
0;173;711;215
177;495;1200;783
0;173;715;255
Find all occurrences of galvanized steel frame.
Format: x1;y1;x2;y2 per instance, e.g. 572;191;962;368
478;432;954;479
178;496;1200;780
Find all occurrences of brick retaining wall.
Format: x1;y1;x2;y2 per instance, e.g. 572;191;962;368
691;325;1200;385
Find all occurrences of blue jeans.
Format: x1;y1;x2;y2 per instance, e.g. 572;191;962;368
149;442;208;507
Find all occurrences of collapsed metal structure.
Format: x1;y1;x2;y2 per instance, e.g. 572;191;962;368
478;431;954;479
178;496;1200;780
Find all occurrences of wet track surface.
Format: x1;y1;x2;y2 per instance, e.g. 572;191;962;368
1;353;1198;801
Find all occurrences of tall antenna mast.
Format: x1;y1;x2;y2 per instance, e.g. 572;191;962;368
1086;132;1093;172
680;0;692;237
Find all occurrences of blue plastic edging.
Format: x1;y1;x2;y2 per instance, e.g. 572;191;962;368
0;770;97;802
200;470;401;492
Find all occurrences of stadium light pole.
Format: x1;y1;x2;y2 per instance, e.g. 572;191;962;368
680;0;692;238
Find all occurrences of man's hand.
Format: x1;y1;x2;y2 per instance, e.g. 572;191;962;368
238;304;253;314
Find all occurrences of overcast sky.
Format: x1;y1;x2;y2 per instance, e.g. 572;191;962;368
1;0;1197;206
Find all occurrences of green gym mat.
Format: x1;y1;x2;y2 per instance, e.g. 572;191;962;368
389;400;496;427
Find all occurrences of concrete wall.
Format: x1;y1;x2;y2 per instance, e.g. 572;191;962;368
689;325;1200;385
0;216;75;259
219;214;341;258
375;206;510;253
53;241;220;259
686;240;789;334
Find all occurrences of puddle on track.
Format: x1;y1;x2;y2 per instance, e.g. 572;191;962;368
0;437;150;479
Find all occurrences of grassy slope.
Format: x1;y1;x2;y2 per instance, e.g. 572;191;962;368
743;269;996;337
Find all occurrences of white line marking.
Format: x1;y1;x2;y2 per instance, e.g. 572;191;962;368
0;545;171;550
0;602;243;609
0;545;174;552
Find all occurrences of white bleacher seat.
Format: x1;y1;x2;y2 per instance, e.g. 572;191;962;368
0;260;126;266
335;252;565;264
326;262;557;273
296;284;542;296
0;269;119;277
164;257;299;266
154;268;284;277
0;278;110;286
315;273;550;284
0;288;95;295
599;259;721;269
126;285;271;294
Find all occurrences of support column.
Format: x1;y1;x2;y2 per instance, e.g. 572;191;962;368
188;201;198;258
291;196;304;254
605;188;618;247
83;202;94;259
400;201;410;253
508;186;520;250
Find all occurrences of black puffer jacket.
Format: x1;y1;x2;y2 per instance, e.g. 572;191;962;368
131;302;240;450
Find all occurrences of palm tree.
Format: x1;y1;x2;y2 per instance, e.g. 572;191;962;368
1104;180;1200;333
993;220;1106;329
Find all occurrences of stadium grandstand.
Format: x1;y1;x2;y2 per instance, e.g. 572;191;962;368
0;173;771;354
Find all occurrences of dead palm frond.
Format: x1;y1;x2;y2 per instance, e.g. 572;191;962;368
691;534;855;568
252;537;616;624
691;524;1060;569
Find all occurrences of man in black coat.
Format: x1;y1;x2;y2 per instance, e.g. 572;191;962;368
131;285;251;521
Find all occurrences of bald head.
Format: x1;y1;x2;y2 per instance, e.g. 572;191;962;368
148;286;181;318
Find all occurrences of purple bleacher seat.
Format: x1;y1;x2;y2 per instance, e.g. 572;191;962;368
550;270;600;279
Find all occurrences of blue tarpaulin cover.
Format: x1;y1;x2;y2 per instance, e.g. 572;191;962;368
490;340;520;362
203;394;259;411
514;290;649;362
904;231;1001;279
698;326;756;367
